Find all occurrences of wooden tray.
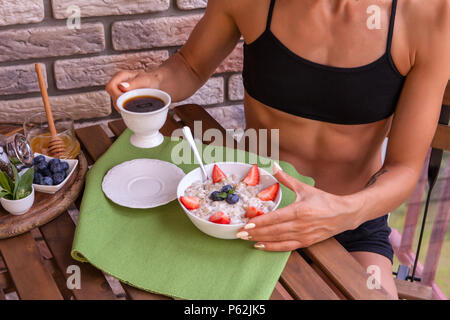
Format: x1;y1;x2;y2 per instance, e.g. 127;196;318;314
0;152;88;239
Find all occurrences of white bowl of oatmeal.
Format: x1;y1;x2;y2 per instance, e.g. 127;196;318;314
177;162;282;239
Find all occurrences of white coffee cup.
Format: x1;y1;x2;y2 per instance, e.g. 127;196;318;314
116;88;171;148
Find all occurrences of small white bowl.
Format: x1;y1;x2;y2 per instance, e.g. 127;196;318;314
177;162;282;239
1;186;35;215
32;153;78;194
116;88;171;149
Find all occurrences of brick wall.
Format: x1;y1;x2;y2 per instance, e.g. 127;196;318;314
0;0;245;129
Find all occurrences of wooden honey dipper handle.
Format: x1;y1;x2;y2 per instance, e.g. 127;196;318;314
35;63;66;157
35;63;57;138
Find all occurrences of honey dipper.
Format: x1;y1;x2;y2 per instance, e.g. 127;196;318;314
35;63;66;158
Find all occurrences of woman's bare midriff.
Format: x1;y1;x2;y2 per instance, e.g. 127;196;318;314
244;91;392;195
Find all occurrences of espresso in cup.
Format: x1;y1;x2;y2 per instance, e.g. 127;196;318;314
123;96;165;113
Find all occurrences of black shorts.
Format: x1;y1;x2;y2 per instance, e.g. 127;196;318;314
334;214;394;263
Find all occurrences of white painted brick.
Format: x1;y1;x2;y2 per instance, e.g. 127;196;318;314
112;15;202;50
228;74;244;101
51;0;170;19
0;0;44;26
206;104;245;129
0;91;111;123
0;63;47;95
54;51;169;89
177;0;207;10
173;77;224;106
0;23;105;62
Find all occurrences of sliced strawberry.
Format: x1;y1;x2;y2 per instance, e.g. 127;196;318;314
245;206;264;218
257;183;279;201
242;164;260;186
209;211;231;224
212;164;227;183
180;196;200;210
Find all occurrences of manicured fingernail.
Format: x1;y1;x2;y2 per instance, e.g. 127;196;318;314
273;162;282;174
120;82;130;88
244;223;255;230
254;243;265;249
236;231;249;239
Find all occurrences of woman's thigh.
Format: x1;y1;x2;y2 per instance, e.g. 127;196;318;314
350;251;398;299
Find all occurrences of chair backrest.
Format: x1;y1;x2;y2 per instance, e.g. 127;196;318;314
391;80;450;300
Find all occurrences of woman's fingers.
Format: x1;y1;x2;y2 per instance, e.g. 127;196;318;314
119;72;157;92
247;204;300;228
106;71;139;111
253;240;302;252
237;222;296;242
272;162;311;197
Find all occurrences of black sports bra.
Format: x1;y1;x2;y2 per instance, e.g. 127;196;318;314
243;0;406;125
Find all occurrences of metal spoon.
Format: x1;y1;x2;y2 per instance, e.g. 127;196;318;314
182;126;208;181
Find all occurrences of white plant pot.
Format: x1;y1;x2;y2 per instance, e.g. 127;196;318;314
1;187;35;215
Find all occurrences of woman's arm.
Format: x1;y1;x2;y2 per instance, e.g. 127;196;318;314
237;2;450;251
344;1;450;227
106;0;241;105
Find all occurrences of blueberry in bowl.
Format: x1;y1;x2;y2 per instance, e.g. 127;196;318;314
52;172;65;185
31;153;78;194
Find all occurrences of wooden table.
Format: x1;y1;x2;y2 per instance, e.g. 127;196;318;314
0;104;392;300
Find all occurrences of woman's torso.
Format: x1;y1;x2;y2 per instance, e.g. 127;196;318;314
231;0;412;195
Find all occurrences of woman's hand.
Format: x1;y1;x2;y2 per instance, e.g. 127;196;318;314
106;70;161;111
236;163;362;251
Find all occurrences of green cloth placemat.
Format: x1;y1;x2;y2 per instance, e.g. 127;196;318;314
71;129;314;300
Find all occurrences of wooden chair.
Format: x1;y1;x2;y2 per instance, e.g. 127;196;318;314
392;80;450;300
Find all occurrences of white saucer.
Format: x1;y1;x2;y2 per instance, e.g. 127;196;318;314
102;159;185;209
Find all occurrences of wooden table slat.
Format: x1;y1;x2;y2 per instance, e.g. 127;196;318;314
76;125;113;162
269;282;294;300
173;104;227;138
0;232;63;300
0;271;14;293
304;238;393;300
108;119;127;137
39;213;117;300
431;124;450;151
122;284;172;300
443;81;450;106
394;278;432;300
280;252;339;300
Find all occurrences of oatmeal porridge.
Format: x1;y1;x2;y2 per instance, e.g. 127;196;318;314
179;164;280;225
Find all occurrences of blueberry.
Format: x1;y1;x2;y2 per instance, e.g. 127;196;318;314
35;160;48;171
52;172;65;185
48;158;60;167
42;176;53;186
33;155;45;165
39;167;51;177
49;161;63;174
60;161;69;172
209;191;225;201
33;172;43;184
226;193;239;204
220;185;233;193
